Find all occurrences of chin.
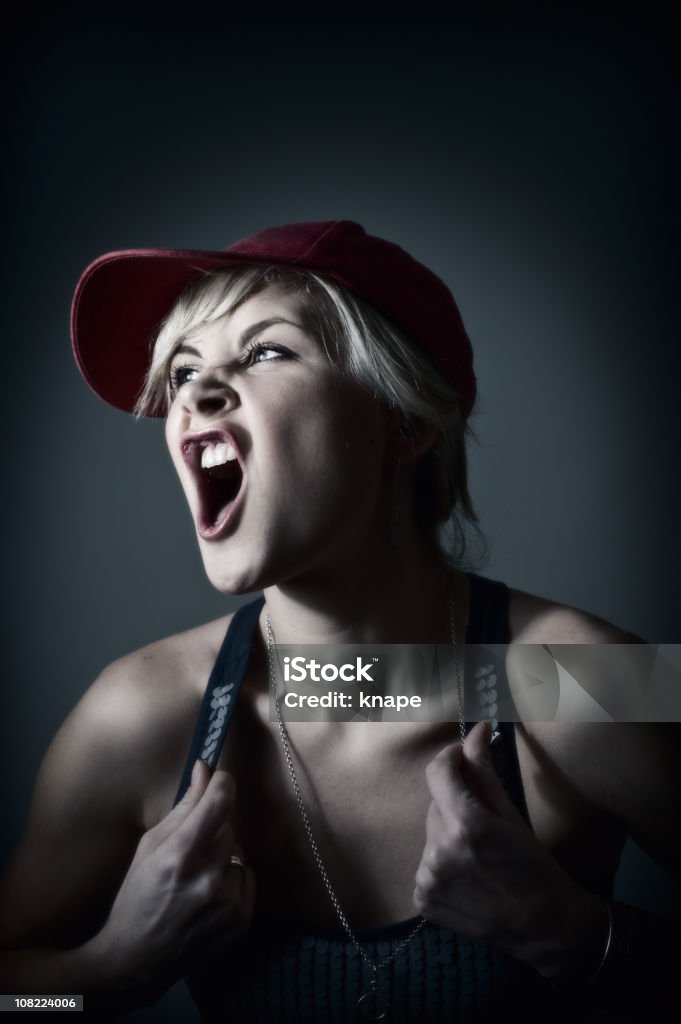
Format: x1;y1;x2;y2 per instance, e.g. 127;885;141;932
200;542;284;595
203;560;262;596
200;542;313;596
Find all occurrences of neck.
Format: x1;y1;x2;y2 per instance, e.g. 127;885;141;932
261;532;469;647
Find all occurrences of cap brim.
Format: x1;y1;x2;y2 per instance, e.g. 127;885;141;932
71;233;476;419
70;248;293;415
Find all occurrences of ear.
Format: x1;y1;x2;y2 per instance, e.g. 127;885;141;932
388;413;440;465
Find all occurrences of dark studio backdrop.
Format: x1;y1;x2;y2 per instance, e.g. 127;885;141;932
2;5;679;1021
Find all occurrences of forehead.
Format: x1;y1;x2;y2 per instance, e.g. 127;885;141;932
184;284;307;348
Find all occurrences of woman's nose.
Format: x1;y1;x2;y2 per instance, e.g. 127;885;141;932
181;369;239;418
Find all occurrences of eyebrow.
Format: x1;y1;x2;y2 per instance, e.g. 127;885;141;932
172;317;304;359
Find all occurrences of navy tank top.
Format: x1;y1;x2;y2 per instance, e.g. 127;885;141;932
175;575;565;1022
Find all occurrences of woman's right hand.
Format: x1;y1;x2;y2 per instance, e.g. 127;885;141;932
86;759;255;1004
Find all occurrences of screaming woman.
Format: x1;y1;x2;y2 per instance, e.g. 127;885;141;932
0;221;678;1022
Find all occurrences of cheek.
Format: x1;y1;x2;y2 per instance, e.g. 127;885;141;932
318;391;388;467
165;411;190;489
164;408;177;450
275;392;387;496
165;419;179;468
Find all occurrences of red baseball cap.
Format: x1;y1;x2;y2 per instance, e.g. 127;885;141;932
70;220;476;417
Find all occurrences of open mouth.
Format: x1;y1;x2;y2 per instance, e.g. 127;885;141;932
181;430;245;540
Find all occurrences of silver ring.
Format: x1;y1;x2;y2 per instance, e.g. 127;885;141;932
228;854;245;869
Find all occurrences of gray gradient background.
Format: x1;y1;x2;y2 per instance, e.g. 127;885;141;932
2;5;679;1021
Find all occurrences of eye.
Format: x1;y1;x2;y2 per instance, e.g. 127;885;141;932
169;364;199;394
244;342;294;365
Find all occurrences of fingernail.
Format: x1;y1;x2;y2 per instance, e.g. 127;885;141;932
191;758;204;787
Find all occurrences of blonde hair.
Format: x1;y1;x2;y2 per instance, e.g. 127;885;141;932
135;265;484;565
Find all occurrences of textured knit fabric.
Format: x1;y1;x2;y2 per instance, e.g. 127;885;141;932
177;575;578;1022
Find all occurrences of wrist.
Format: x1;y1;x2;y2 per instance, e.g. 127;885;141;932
62;931;150;1014
526;891;611;989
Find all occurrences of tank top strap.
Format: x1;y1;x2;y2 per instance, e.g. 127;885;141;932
465;572;510;643
173;596;265;806
464;573;530;826
173;575;527;820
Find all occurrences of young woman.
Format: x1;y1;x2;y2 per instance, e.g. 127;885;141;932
0;221;677;1022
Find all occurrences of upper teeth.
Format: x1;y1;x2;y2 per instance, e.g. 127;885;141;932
201;442;238;470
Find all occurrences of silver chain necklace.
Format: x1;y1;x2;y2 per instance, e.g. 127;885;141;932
265;586;465;1022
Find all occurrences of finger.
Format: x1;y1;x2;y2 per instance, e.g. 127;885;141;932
142;759;212;851
225;842;246;871
174;770;236;853
207;818;239;867
419;800;469;886
462;721;524;823
194;863;256;962
219;847;254;921
235;862;257;936
222;843;246;892
425;738;480;825
423;795;445;845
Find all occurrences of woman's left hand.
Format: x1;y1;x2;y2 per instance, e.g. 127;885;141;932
414;721;608;983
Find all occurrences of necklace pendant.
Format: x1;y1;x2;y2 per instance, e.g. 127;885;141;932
357;990;389;1021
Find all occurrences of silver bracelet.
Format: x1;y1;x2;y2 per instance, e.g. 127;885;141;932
579;899;613;990
550;898;613;997
552;899;676;1012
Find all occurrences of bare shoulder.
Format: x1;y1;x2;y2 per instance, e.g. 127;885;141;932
507;586;640;643
505;585;642;744
93;609;236;713
506;590;680;874
0;611;236;950
77;611;237;820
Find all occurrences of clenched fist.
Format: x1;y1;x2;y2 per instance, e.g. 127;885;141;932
89;759;255;1005
414;721;608;985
